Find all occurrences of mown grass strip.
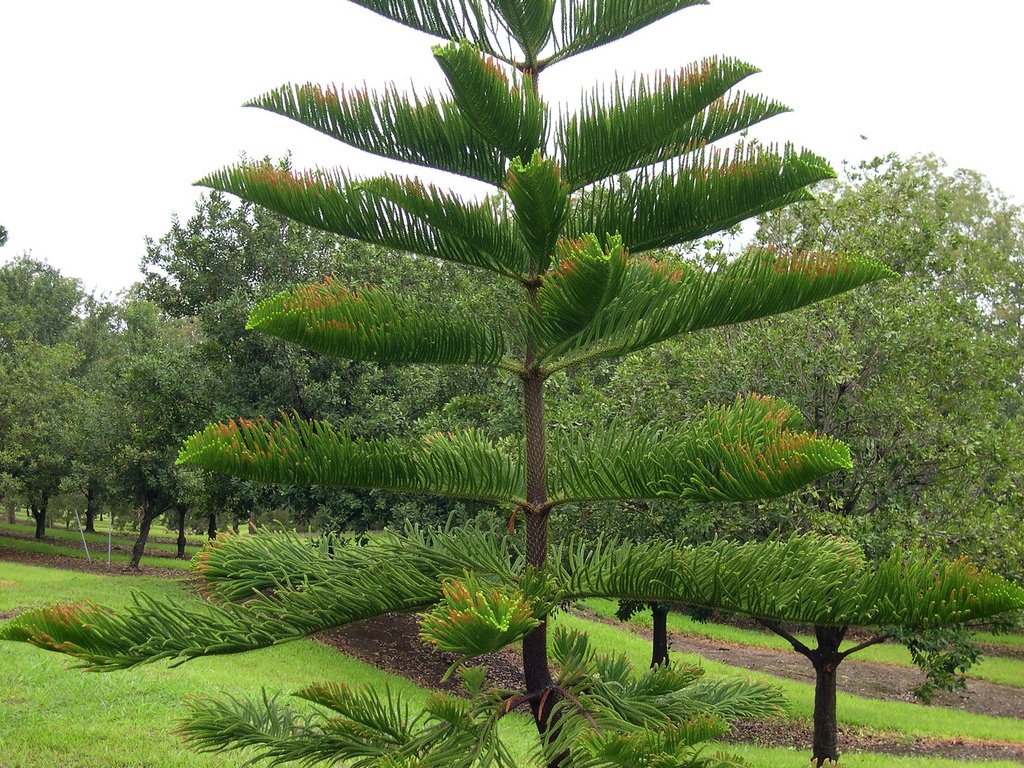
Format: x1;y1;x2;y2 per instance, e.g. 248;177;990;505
0;535;193;570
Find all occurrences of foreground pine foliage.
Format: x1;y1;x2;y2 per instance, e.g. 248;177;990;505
4;1;1022;767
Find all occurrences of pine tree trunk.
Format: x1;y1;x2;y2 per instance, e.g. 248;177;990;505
651;603;670;667
811;626;844;766
176;505;188;559
84;487;96;533
207;511;217;540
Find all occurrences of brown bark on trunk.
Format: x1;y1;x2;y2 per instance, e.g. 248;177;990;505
207;511;217;540
130;498;159;568
176;504;188;559
32;504;46;540
5;499;14;525
810;626;844;766
650;603;670;667
84;487;96;533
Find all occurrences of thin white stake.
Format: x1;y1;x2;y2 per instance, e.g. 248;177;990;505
72;509;91;563
108;517;112;568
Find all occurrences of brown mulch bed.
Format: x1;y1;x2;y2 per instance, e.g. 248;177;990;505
317;611;524;695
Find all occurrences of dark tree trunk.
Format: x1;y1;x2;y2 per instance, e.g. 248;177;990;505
176;504;188;559
32;504;46;540
650;603;670;667
5;499;14;525
207;511;217;540
130;498;160;568
84;487;96;533
810;626;845;766
31;493;49;540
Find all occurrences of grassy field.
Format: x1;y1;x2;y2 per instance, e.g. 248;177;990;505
2;561;1022;767
584;599;1024;688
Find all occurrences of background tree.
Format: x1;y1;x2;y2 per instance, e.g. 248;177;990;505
113;299;212;567
5;5;1024;768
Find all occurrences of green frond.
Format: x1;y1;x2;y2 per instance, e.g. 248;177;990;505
567;143;835;254
561;534;870;624
489;0;556;63
419;574;540;671
505;152;569;272
198;164;528;278
558;59;789;189
547;0;708;65
294;682;418;744
550;394;851;505
860;552;1024;628
178;416;525;505
194;522;522;604
561;534;1024;628
246;278;511;368
536;236;896;371
342;0;508;60
433;41;548;161
247;82;507;185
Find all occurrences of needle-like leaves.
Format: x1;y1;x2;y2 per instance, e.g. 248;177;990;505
547;0;709;65
550;395;851;505
199;165;529;277
568;143;836;254
178;415;526;505
558;59;789;189
505;153;569;272
247;277;511;368
434;41;548;162
561;535;1024;627
248;82;508;185
535;235;896;370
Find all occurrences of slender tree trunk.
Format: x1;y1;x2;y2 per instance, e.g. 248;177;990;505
5;499;14;525
84;487;96;533
650;603;670;667
176;504;188;559
810;626;844;766
31;493;49;540
207;511;217;540
131;498;160;568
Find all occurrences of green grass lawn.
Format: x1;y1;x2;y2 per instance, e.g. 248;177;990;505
584;598;1024;688
0;534;194;570
2;562;1022;768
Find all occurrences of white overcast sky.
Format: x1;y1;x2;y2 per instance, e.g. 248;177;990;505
2;0;1022;296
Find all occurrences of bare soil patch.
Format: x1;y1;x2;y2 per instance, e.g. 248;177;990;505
317;611;524;695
